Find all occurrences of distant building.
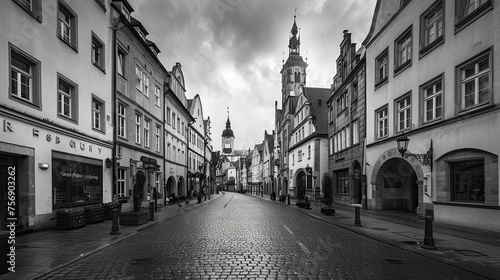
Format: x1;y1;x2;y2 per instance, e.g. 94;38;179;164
327;30;367;207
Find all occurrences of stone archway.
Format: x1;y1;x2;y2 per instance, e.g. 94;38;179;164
166;176;176;198
295;170;306;200
370;148;424;215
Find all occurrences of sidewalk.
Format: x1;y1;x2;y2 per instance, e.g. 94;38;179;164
1;194;222;280
254;193;500;280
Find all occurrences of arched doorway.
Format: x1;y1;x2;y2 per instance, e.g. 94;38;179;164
376;158;419;211
166;176;176;198
295;171;306;200
178;176;185;196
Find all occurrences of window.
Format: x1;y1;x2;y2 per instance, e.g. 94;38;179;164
155;125;161;152
328;106;333;123
457;50;491;111
135;66;143;92
455;0;492;32
395;26;412;72
376;106;388;139
329;137;334;155
421;75;443;123
117;48;126;76
155;85;161;107
91;97;104;132
298;150;303;162
118;104;126;138
144;119;150;147
375;49;389;87
420;1;444;56
135;114;141;144
451;159;484;203
351;79;358;101
117;168;127;197
334;126;350;152
58;1;77;50
155;172;161;192
13;0;42;22
335;170;349;195
308;145;311;159
172;113;176;129
10;45;41;107
57;74;78;122
143;73;149;97
352;120;359;145
177;118;180;132
396;95;411;132
91;32;105;71
167;143;171;160
337;90;348;114
166;107;171;124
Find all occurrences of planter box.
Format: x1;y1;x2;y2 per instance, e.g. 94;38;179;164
119;211;149;226
321;208;335;215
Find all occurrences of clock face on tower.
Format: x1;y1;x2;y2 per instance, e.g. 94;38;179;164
224;138;231;147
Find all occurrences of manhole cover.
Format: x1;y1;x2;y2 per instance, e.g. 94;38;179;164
372;227;389;231
453;250;487;257
385;259;404;264
402;240;421;245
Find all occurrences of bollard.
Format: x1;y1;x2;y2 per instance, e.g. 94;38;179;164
421;217;438;250
149;201;155;221
109;209;121;235
352;204;362;227
287;194;290;205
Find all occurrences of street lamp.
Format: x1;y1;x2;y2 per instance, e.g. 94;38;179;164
396;134;433;171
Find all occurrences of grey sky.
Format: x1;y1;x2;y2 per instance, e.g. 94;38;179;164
133;0;377;151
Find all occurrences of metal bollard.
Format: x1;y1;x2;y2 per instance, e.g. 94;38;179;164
421;217;438;250
149;201;155;221
287;194;290;205
352;204;362;227
109;209;121;235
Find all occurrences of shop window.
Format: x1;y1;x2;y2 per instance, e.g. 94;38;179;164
57;0;78;51
91;32;105;72
335;169;349;195
57;74;78;123
455;0;492;33
420;0;444;57
10;45;41;108
53;152;102;208
451;159;484;203
457;50;491;112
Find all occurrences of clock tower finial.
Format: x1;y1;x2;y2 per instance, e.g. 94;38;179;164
222;106;234;154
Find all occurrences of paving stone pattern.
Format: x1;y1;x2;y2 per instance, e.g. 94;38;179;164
36;193;489;279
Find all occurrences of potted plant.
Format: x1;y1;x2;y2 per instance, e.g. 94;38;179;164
321;174;335;215
120;171;149;225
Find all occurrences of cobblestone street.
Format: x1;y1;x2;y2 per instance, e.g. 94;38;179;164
36;193;489;279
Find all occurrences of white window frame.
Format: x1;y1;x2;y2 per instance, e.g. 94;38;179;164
143;73;149;97
118;168;127;197
118;104;126;138
352;120;359;145
10;54;32;102
375;49;389;86
459;53;490;110
422;76;443;123
155;85;161;107
135;113;141;144
396;95;411;132
135;66;143;92
92;98;102;131
155;125;161;152
144;119;151;147
376;106;388;139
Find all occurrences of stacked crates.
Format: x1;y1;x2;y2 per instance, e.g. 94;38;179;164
56;207;85;229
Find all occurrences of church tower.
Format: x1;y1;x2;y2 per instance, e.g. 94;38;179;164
280;12;308;108
221;108;235;155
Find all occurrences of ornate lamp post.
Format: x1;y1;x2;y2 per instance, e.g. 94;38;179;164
396;134;433;171
396;133;436;250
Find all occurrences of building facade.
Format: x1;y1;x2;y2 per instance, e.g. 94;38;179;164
328;30;367;207
187;94;208;196
364;0;500;231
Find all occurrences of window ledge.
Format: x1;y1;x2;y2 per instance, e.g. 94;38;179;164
419;36;444;59
433;201;500;210
454;2;493;34
394;60;412;77
58;36;78;52
375;77;388;90
93;63;106;74
12;0;42;22
459;103;494;116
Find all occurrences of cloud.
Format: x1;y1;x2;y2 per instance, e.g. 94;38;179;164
132;0;377;151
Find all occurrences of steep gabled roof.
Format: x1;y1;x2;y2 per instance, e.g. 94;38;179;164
304;87;330;135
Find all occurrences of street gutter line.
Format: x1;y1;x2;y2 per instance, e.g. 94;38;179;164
297;241;311;255
283;224;294;235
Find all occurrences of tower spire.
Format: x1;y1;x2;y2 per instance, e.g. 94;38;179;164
288;9;300;55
